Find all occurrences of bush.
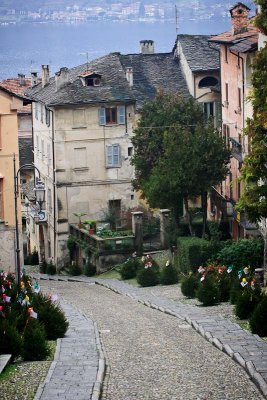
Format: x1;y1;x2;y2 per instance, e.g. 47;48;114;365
197;275;220;306
22;318;50;361
68;263;82;276
230;277;242;305
250;295;267;337
181;273;199;298
30;249;39;265
216;239;263;269
119;257;141;280
40;260;47;274
136;256;159;287
46;262;56;275
31;293;69;340
85;262;96;277
0;319;22;360
160;261;178;285
235;286;262;320
218;272;231;302
177;237;214;273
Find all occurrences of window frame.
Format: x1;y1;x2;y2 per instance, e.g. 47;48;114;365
98;106;126;126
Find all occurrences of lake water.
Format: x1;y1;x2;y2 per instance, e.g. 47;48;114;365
0;18;229;80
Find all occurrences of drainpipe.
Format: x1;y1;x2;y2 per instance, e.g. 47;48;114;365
48;107;57;265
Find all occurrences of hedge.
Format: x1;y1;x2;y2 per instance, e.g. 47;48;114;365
177;237;213;273
216;239;263;269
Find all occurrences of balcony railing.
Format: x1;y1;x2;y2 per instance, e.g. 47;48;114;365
69;224;135;256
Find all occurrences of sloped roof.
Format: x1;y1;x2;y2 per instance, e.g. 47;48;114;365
0;77;33;113
209;24;258;44
26;51;190;110
175;35;220;72
19;137;33;168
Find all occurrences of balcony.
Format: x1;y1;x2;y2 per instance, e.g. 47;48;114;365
229;137;243;162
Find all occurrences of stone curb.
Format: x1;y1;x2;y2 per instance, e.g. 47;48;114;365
93;279;267;399
91;321;106;400
34;339;62;400
31;274;267;399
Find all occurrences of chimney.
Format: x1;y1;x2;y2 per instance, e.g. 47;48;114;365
41;64;50;87
31;71;38;87
140;40;155;54
230;3;250;35
18;73;26;86
55;67;69;91
126;67;133;87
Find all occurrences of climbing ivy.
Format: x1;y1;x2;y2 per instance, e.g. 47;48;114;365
238;1;267;223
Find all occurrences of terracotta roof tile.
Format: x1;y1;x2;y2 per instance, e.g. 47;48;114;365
0;77;33;113
209;25;259;44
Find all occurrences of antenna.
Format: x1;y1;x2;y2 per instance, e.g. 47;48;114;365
79;52;89;71
175;5;179;35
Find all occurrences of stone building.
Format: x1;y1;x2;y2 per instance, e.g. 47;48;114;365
25;42;190;266
209;2;259;239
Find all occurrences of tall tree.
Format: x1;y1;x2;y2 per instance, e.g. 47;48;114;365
238;0;267;284
132;93;230;235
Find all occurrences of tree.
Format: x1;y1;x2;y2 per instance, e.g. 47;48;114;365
238;0;267;284
132;93;230;236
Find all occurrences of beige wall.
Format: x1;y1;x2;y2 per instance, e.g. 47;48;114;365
32;101;139;266
0;89;23;270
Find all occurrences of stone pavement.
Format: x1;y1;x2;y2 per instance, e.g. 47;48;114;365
34;299;104;400
31;273;267;399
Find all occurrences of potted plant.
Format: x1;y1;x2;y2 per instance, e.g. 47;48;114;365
73;212;87;229
83;220;96;234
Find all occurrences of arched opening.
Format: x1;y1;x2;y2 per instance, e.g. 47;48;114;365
199;76;219;88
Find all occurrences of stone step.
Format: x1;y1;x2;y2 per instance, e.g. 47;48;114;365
0;354;12;374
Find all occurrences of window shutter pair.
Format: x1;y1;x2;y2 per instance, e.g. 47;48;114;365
106;144;121;167
98;106;125;125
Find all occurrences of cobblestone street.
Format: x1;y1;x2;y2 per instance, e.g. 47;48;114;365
39;280;265;400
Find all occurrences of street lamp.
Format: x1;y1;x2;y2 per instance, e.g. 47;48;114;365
13;154;46;289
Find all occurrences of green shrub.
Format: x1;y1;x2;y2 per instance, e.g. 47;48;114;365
39;260;47;274
218;272;231;302
160;261;178;285
235;286;262;320
68;263;82;276
177;237;214;273
230;277;242;305
119;257;141;280
0;319;22;360
197;275;220;306
84;262;96;277
250;295;267;337
30;249;39;265
136;256;159;287
216;239;263;269
22;318;50;361
46;262;56;275
31;293;69;340
181;274;199;298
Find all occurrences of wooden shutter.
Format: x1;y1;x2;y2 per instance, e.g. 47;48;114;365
98;108;106;125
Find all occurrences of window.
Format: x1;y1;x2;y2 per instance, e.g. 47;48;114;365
47;143;51;163
41;139;44;161
73;109;86;128
40;104;44;123
238;88;242;110
128;147;133;157
0;178;3;221
224;46;228;62
74;147;87;169
106;144;121;167
45;108;50;126
35;103;38;120
203;102;214;119
199;77;218;88
36;135;40;158
223;124;230;148
225;83;229;106
98;106;125;125
48;188;52;212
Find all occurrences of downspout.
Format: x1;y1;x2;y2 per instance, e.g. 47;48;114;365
49;108;57;265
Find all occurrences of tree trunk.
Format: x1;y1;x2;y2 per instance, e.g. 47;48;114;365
183;194;194;236
201;191;208;238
